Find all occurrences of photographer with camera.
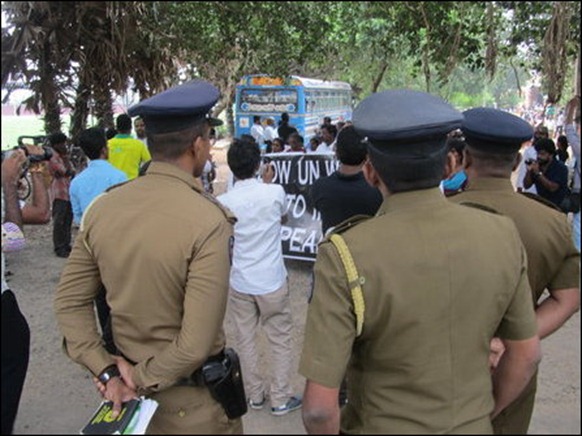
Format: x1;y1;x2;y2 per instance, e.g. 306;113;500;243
523;137;570;210
47;132;76;258
2;144;50;434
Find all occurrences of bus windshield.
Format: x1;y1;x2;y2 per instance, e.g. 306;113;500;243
240;89;298;113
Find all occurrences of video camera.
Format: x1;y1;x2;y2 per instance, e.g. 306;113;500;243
2;135;53;163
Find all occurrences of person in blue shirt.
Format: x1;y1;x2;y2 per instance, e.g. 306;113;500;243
69;127;128;354
70;127;128;226
441;133;468;196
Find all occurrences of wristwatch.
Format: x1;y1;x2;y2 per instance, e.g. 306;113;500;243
97;365;121;385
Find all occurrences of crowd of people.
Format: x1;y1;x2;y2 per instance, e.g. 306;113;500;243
1;78;580;435
248;113;351;154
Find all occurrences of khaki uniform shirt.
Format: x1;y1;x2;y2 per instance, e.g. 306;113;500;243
299;188;538;434
450;178;580;302
54;162;235;392
450;177;580;434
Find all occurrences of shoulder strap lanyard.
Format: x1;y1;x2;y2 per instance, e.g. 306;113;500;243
329;234;366;337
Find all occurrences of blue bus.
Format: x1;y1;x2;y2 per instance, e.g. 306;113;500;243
234;75;352;144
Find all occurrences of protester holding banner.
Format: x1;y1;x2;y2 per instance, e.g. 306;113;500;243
218;138;302;417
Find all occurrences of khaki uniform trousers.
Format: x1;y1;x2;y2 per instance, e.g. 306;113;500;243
228;282;294;408
147;385;242;434
492;371;537;434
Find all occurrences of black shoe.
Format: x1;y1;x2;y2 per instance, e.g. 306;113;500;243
55;251;70;258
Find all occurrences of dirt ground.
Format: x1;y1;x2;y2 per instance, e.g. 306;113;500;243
6;142;580;434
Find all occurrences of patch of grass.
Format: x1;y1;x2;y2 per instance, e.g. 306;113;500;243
2;115;48;150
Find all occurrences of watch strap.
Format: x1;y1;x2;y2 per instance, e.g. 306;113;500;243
98;364;121;384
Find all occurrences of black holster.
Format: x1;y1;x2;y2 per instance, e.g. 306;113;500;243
202;348;247;419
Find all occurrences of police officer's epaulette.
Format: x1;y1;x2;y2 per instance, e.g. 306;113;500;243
325;214;372;239
518;191;564;213
458;201;501;215
196;188;237;224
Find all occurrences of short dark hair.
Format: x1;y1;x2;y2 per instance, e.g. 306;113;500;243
253;115;261;123
227;138;260;180
556;135;568;148
148;122;208;160
321;124;337;138
241;134;257;144
288;132;304;144
335;125;367;165
48;132;67;146
368;140;448;193
116;113;133;132
78;127;107;160
534;138;556;155
281;112;290;122
465;144;516;172
105;128;117;140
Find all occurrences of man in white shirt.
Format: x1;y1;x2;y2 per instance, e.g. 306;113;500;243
133;116;148;148
250;115;265;151
217;138;302;417
515;139;537;194
314;124;337;154
263;117;278;145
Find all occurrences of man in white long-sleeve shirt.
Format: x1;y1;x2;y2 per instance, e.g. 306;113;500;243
565;96;580;251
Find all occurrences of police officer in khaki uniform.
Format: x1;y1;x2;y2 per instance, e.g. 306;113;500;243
299;90;542;434
449;107;580;434
54;80;243;434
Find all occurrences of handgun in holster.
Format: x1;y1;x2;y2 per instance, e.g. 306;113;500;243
202;348;248;419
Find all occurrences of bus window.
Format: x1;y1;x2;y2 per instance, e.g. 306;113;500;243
240;89;298;113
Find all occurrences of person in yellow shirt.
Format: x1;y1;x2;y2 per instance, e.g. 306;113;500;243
108;114;151;180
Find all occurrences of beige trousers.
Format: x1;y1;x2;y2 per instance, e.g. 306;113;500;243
228;282;295;408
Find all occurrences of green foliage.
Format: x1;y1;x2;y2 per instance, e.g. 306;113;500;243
2;1;580;135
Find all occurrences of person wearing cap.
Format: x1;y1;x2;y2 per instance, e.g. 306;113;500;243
522;137;570;209
449;107;580;434
54;80;242;434
299;89;541;434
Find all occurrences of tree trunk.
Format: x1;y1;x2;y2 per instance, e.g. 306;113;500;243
510;58;522;98
371;62;389;93
40;40;62;134
70;80;90;144
226;90;235;138
419;4;432;93
94;87;114;129
576;55;581;97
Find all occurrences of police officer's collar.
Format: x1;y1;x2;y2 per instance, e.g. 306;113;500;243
144;161;203;193
377;187;447;215
463;177;515;193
